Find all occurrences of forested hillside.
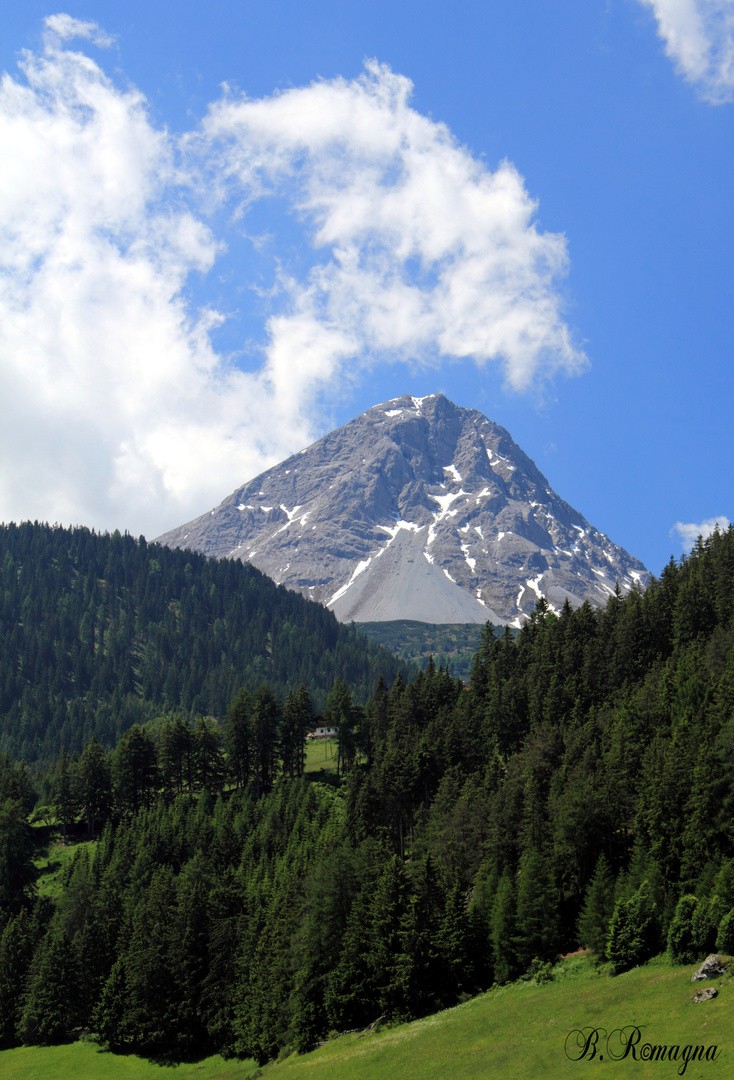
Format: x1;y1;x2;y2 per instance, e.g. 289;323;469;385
355;620;493;681
1;526;734;1065
0;522;408;763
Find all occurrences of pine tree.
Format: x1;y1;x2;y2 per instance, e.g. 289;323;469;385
514;847;560;970
326;679;358;776
490;869;519;984
159;716;192;797
280;685;311;779
666;894;698;963
0;798;35;915
19;920;79;1045
577;854;616;958
193;717;226;796
52;747;78;841
113;725;159;815
224;688;252;789
74;735;111;836
607;881;660;973
0;908;33;1047
250;686;280;797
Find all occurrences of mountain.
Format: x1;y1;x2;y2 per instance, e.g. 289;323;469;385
156;393;649;625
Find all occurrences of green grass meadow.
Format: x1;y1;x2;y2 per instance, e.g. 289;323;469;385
33;835;94;899
0;1045;255;1080
2;955;731;1080
304;736;339;774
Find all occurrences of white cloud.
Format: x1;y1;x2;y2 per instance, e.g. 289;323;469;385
43;14;116;49
0;28;586;539
671;516;731;550
198;62;587;400
0;26;294;538
639;0;734;103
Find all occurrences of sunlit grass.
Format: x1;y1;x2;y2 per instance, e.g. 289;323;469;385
3;956;731;1080
33;834;94;900
0;1043;254;1080
304;736;338;774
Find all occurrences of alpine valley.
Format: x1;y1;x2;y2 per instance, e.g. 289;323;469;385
157;393;649;625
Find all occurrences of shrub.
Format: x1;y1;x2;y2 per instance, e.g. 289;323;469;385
667;895;698;964
607;881;660;974
716;908;734;954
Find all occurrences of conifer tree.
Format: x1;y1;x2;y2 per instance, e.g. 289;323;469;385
0;798;35;916
607;880;660;973
666;894;698;964
514;847;560;970
19;921;79;1045
113;725;159;815
577;854;616;958
280;685;311;779
490;869;518;984
0;908;33;1047
250;685;280;797
193;717;226;796
74;735;111;836
224;688;252;789
52;747;77;841
159;716;192;797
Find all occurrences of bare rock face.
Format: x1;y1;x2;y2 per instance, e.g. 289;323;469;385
155;393;649;626
691;955;728;982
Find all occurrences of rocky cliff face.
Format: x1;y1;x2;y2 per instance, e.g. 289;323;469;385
155;394;649;626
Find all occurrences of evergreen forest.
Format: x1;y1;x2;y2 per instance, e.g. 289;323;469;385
0;521;408;763
2;522;734;1065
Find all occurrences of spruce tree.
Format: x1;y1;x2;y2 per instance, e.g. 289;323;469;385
74;735;111;836
607;881;660;973
490;869;518;984
0;908;33;1047
19;921;79;1045
577;854;616;958
514;847;560;970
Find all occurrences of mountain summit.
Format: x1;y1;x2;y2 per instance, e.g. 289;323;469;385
156;394;649;626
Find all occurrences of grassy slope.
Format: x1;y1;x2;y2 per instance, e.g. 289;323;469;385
0;1046;253;1080
33;836;94;900
2;956;731;1080
304;736;339;775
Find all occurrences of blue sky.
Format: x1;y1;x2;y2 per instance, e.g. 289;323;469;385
0;2;732;578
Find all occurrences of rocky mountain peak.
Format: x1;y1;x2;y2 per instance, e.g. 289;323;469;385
155;393;649;626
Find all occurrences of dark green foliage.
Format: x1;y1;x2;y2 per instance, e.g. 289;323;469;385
0;522;409;764
716;908;734;953
0;796;35;914
52;747;77;841
280;685;311;780
19;920;79;1044
514;848;560;970
577;854;615;958
667;894;699;963
490;870;518;984
0;908;33;1047
74;735;111;835
607;881;661;973
324;678;357;776
356;620;498;681
6;522;734;1063
113;725;159;816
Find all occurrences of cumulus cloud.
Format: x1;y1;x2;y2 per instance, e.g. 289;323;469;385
639;0;734;102
197;62;586;402
0;23;586;538
671;516;731;550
